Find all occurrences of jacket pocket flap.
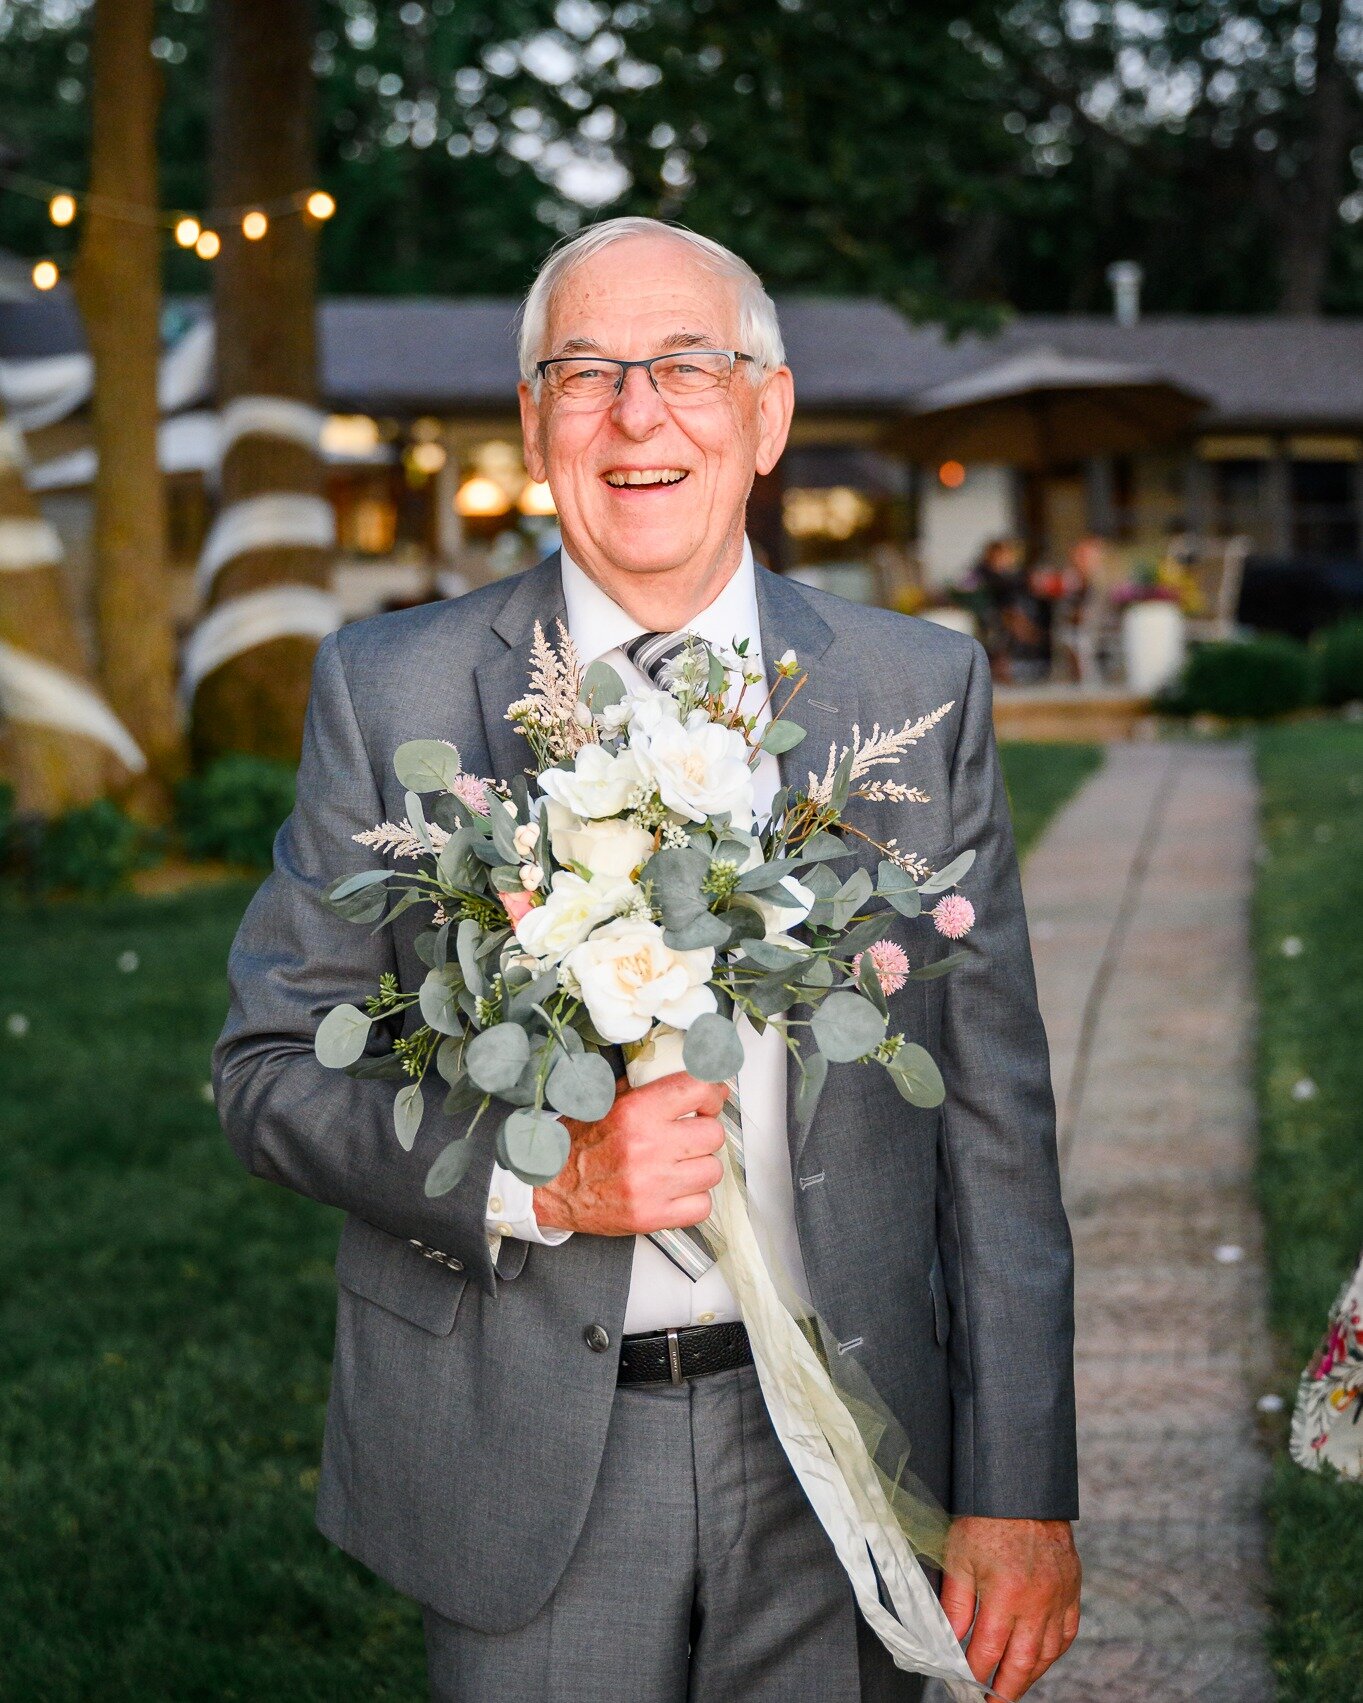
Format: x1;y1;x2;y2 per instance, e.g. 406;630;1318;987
334;1214;468;1336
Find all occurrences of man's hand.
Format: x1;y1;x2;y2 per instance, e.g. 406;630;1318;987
532;1072;726;1236
940;1517;1081;1699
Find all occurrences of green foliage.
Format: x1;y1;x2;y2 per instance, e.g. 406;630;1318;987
176;753;295;868
1163;638;1316;720
1313;619;1363;709
29;799;152;897
1253;724;1363;1697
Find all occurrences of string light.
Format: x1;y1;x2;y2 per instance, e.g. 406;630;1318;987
305;190;336;221
32;260;59;291
242;209;268;241
194;229;221;260
48;193;77;227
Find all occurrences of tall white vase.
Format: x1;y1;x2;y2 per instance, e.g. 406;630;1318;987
1121;599;1186;695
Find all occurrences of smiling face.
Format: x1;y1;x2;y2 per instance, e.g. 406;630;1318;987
518;233;794;624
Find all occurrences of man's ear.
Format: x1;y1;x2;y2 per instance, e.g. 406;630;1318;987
754;366;795;477
518;381;548;481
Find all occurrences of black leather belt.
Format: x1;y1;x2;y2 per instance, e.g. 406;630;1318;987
617;1320;753;1387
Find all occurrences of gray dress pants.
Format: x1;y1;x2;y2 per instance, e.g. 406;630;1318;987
423;1363;927;1702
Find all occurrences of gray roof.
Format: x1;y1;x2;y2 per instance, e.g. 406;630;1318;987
1;290;1361;428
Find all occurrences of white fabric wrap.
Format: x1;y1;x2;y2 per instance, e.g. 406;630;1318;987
0;638;146;772
0;517;64;571
219;396;324;461
626;1027;983;1700
195;493;335;597
181;584;341;699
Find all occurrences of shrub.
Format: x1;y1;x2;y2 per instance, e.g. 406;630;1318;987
31;799;152;896
176;753;295;867
1314;618;1363;708
1161;637;1315;720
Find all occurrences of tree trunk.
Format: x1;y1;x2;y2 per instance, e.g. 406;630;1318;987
1279;0;1351;314
191;0;334;766
0;411;142;813
76;0;184;818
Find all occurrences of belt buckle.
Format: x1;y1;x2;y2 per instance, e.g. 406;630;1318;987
666;1326;683;1386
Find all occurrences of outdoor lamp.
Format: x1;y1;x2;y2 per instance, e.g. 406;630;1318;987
517;479;556;516
455;475;512;518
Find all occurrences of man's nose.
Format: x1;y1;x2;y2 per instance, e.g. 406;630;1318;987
608;365;669;436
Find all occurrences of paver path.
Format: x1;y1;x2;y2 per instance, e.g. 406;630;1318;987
929;739;1274;1702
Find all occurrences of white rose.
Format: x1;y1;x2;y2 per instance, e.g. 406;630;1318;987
538;744;649;821
546;800;654;881
634;713;755;829
563;917;716;1044
734;836;816;941
513;871;634;964
623;686;682;741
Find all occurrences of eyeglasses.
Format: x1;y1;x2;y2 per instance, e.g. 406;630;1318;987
535;349;756;409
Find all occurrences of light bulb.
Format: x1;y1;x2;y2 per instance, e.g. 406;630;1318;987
174;216;201;248
305;190;336;221
195;229;221;260
31;260;59;291
48;193;76;227
242;210;268;241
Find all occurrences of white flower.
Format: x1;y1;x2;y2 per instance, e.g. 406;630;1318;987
777;648;798;675
538;744;650;821
734;836;815;940
520;862;544;891
623;686;682;741
634;713;755;829
564;917;716;1044
546;800;654;881
514;871;635;964
513;821;540;860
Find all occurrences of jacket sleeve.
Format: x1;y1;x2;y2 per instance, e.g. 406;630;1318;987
211;631;510;1295
936;637;1078;1519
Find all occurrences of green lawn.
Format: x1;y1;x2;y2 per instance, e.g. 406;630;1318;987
1253;723;1363;1699
0;740;1096;1701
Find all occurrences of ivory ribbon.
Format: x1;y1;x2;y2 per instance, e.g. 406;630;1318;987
219;396;324;461
181;583;341;699
195;493;335;597
0;638;146;772
0;517;64;571
626;1029;984;1700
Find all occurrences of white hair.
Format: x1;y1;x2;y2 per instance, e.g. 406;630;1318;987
516;215;785;394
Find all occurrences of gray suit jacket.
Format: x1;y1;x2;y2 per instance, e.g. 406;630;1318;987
213;553;1077;1633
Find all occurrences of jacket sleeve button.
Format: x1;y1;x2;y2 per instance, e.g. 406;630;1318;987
584;1323;611;1353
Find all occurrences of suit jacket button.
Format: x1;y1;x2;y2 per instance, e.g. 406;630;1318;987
584;1323;611;1353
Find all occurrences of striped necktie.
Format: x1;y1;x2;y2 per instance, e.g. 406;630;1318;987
622;627;745;1282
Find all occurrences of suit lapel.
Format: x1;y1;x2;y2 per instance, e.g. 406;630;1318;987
473;551;567;784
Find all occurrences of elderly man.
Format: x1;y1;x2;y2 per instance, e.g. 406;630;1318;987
214;216;1080;1701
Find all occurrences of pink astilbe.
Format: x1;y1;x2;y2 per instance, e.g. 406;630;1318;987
932;894;975;940
449;773;492;814
853;940;909;995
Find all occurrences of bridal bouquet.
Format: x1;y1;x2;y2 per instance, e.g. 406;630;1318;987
313;621;976;1203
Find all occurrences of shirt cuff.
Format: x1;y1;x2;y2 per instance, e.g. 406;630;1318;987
485;1162;573;1247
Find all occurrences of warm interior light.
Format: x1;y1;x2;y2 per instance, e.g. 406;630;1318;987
195;229;221;260
48;193;76;227
408;441;447;475
517;478;557;516
782;486;875;541
321;414;381;457
31;260;59;291
938;460;967;490
242;210;268;241
306;190;336;221
174;216;201;248
455;474;512;517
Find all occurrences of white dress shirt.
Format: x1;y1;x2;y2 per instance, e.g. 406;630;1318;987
483;538;814;1334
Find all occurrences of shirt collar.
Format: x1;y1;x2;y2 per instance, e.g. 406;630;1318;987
559;537;761;667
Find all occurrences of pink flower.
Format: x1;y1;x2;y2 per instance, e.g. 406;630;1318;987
499;890;537;925
853;940;909;995
931;894;975;940
450;773;492;814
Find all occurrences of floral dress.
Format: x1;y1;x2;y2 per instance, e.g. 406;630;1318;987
1291;1248;1363;1480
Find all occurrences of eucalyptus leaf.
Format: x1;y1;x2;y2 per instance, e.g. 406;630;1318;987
644;846;710;930
885;887;923;919
724;904;768;948
907;950;970;981
581;659;626;711
466;1022;531;1093
799;958;836;990
887;1043;946;1107
419;967;463;1037
794;1050;829;1135
437;828;478;891
705;645;726;698
545;1050;616;1121
760;719;806;756
798;831;850;864
442;1075;485;1117
435;1035;465;1087
394;738;463;793
394;1083;424;1151
876;859;918;896
735;856;806;893
749;973;800;1019
487;798;521;863
324;874;391;925
740;939;812;972
456;918;485;995
404;789;433;852
497;1108;571;1186
327;868;395;903
508;967;562;1023
810;991;887;1064
802;863;842;900
663;912;731;951
920;850;976;896
315;1003;372;1068
828;748;855;814
424;1136;474;1197
344;1051;406;1082
857;952;889;1016
838;913;898;960
682;1012;744;1083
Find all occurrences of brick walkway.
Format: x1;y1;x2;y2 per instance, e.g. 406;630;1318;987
930;739;1274;1701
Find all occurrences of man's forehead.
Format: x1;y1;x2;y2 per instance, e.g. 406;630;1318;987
545;243;739;349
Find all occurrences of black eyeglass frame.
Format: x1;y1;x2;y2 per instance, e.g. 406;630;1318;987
534;348;757;398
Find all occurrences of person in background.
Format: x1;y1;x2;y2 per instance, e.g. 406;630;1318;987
961;537;1043;682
